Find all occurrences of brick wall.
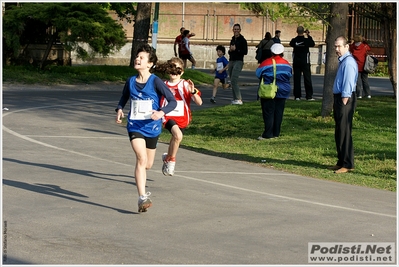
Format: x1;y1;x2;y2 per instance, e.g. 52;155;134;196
114;2;326;46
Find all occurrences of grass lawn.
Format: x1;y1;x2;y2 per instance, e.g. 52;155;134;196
3;64;396;191
159;96;397;191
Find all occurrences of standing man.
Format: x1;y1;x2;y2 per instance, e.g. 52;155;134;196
228;23;248;105
289;26;315;100
330;36;358;174
272;30;281;43
174;27;195;58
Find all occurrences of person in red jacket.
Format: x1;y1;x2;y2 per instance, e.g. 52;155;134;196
349;34;372;99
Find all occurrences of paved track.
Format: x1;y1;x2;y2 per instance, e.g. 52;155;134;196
2;79;396;265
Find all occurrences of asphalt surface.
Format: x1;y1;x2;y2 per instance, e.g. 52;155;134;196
1;73;396;265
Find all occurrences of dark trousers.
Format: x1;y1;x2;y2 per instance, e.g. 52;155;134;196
293;62;313;99
333;93;357;169
260;97;286;138
356;71;371;97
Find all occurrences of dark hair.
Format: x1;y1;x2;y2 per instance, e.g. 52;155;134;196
182;30;190;37
216;45;225;54
264;32;272;40
180;27;185;32
154;57;184;76
275;30;281;34
233;23;241;29
135;44;158;72
135;44;157;62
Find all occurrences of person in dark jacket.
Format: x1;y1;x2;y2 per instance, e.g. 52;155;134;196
255;43;292;140
228;23;248;105
256;32;274;63
272;30;281;43
289;26;315;100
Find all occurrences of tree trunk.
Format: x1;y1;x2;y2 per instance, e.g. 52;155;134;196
40;34;55;70
381;3;397;99
321;3;349;117
129;3;152;67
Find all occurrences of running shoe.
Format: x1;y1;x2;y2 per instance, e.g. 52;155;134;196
231;99;243;105
138;192;152;213
164;160;176;176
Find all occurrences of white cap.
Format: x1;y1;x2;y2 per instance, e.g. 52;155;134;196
270;43;284;55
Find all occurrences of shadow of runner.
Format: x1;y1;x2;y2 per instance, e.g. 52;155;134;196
3;157;140;185
3;179;136;214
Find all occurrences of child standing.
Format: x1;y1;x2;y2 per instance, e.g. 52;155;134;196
210;45;229;103
115;44;177;213
159;57;203;176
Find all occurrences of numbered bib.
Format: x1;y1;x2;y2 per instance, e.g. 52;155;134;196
168;100;184;117
216;62;224;71
129;100;153;120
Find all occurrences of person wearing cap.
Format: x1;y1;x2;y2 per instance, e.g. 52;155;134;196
272;30;281;43
289;26;315;100
255;43;292;140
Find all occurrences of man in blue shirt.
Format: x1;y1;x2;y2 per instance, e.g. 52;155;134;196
330;36;358;174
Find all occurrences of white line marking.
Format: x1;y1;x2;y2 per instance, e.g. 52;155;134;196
25;135;125;139
2;102;396;219
171;173;396;218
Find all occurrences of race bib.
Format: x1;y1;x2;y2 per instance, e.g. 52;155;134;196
168;100;184;117
216;62;224;71
129;100;153;120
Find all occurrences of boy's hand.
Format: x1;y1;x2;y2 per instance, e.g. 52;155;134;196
116;109;124;124
151;110;164;121
187;79;195;92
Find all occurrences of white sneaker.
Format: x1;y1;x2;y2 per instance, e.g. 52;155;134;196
231;100;243;105
367;95;371;99
295;98;301;101
164;161;176;176
358;96;362;99
162;153;175;176
138;192;152;213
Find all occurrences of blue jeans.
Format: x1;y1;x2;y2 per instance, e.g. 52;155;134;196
228;60;244;100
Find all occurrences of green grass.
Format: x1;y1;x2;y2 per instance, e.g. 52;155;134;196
3;65;396;191
2;65;214;85
159;97;397;192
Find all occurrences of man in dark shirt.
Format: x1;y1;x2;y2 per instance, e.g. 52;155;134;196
228;23;248;105
289;26;315;100
272;30;281;43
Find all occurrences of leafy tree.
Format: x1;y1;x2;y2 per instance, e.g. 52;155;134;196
129;3;152;67
242;2;397;115
102;2;152;68
351;3;397;98
320;3;348;117
3;3;127;68
241;3;325;30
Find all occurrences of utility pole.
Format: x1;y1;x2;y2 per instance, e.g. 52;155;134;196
152;3;159;51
